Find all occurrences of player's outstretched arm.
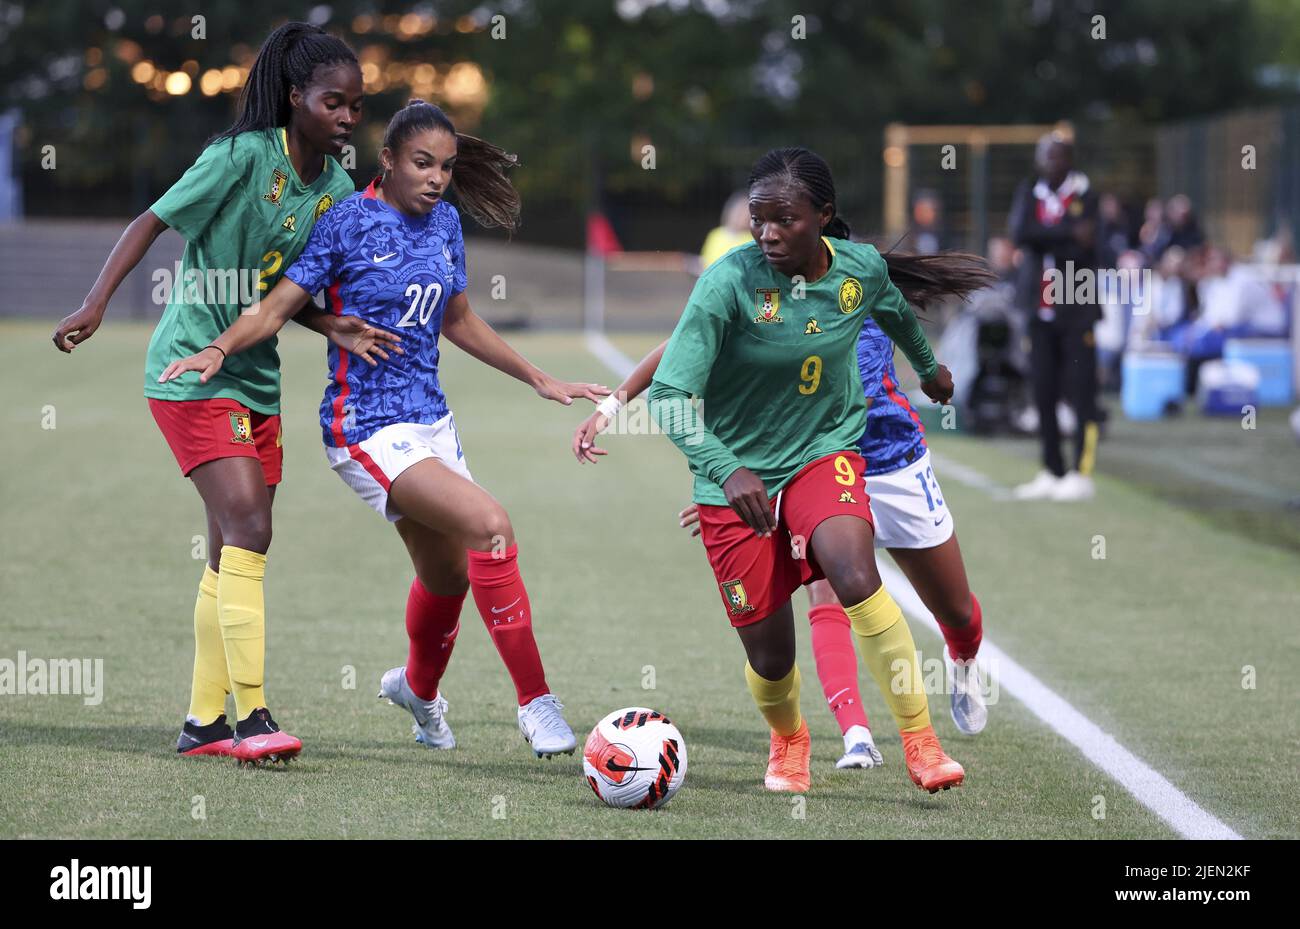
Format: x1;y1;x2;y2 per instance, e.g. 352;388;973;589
573;339;668;463
867;275;954;404
441;291;609;405
157;277;391;385
52;210;168;353
290;302;405;363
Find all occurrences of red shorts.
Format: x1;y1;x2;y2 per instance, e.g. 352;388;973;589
698;451;874;627
148;397;283;485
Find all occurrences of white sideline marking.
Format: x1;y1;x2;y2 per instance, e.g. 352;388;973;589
584;330;638;380
585;335;1243;840
928;452;1013;500
881;562;1242;839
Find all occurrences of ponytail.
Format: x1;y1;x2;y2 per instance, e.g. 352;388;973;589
383;99;521;233
880;250;997;310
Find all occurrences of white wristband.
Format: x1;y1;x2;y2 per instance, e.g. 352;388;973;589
596;394;623;420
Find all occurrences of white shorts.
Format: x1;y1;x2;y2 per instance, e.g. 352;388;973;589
864;449;955;550
325;414;473;522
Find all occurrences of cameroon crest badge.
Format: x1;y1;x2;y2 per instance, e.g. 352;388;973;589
721;579;755;615
263;169;288;205
754;289;783;324
229;412;254;446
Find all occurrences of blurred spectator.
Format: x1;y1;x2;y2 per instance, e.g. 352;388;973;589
699;190;752;269
1143;194;1205;263
1096;249;1148;389
986;235;1018;283
909;190;946;254
1152;246;1287;394
1198;247;1287;336
1135;245;1194;342
1008;131;1101;502
1097;193;1132;269
1137;197;1166;261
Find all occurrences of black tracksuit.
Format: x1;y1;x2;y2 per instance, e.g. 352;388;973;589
1009;176;1101;478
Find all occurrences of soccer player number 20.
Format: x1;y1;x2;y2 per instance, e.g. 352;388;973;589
398;281;444;328
798;354;822;395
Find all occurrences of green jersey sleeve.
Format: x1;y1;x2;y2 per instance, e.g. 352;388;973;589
151;137;249;242
649;381;746;491
867;269;938;382
652;274;732;396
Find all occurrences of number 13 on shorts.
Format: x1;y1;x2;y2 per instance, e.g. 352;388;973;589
913;463;944;511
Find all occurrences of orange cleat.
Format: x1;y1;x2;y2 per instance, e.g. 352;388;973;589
763;719;811;793
902;725;964;792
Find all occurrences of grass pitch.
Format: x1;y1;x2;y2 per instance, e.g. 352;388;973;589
1;322;1295;838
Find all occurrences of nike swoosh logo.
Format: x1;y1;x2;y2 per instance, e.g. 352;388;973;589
491;598;521;615
250;738;270;748
373;252;397;263
605;761;652;773
933;514;947;526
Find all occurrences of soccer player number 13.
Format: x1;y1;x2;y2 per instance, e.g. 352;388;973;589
798;354;822;395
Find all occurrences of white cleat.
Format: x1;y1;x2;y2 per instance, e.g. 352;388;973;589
835;724;884;769
517;693;577;758
1012;469;1061;500
946;653;988;736
1051;471;1095;502
378;667;455;749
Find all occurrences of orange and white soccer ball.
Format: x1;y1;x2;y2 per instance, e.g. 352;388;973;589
583;708;687;810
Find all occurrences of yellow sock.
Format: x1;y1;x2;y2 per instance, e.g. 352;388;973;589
188;565;230;724
217;546;268;720
844;586;931;733
744;662;803;737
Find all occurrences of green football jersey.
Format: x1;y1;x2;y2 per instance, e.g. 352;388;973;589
143;128;355;414
652;237;937;506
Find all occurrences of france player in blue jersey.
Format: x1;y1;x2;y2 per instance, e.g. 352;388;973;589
573;227;993;769
162;100;610;759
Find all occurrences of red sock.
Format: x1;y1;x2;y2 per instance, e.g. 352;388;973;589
467;544;549;705
809;603;870;733
404;578;465;701
937;592;984;662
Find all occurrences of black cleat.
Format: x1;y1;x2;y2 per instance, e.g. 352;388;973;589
176;714;235;757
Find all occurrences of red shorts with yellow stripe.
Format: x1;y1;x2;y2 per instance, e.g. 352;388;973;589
697;450;873;627
148;397;283;486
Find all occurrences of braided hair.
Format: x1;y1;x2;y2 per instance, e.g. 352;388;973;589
383;99;521;233
212;22;357;143
748;147;995;309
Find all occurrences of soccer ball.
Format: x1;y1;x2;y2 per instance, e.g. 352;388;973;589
583;708;687;810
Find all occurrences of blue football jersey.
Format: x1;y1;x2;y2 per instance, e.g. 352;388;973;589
284;179;468;447
856;316;927;475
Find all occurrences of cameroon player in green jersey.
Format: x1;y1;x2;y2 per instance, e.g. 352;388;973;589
51;23;396;765
648;148;992;794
